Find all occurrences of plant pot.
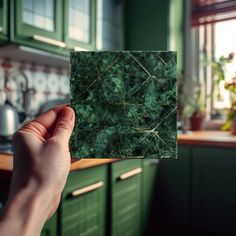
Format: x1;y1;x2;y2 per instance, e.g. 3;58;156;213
230;119;236;135
190;113;205;131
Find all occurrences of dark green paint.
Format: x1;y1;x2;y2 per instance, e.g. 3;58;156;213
0;0;8;41
64;0;96;50
155;145;191;226
192;146;236;235
110;160;142;236
60;165;107;236
70;51;177;158
11;0;97;55
14;0;63;40
124;0;170;50
141;159;159;232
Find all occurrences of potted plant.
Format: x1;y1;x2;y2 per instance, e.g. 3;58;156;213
208;52;234;119
221;79;236;134
182;79;206;131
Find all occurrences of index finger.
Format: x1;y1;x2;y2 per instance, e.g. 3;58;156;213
18;104;70;140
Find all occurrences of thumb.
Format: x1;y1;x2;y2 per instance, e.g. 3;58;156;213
52;106;75;145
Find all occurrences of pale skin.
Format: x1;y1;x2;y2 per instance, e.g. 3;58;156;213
0;105;75;236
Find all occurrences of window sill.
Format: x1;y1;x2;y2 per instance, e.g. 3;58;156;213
204;119;226;130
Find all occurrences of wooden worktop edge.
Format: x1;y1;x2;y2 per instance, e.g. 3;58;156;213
0;153;120;173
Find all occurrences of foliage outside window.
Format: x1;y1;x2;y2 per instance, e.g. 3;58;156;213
191;0;236;121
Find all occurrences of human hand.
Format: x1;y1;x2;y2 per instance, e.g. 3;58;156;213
0;105;75;236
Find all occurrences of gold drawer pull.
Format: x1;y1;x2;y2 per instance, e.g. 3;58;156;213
32;34;66;48
119;167;143;180
71;181;104;197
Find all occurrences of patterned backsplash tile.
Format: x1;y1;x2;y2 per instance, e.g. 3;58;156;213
0;59;69;117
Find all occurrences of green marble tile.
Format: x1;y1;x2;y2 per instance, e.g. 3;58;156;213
70;51;177;158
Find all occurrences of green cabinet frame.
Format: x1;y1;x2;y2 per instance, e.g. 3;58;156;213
155;145;191;226
59;165;107;236
64;0;96;50
12;0;66;54
192;146;236;235
0;0;8;41
14;0;63;39
110;160;142;236
141;159;159;233
11;0;97;53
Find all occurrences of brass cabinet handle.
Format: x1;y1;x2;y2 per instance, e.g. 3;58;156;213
71;181;104;197
32;34;66;48
119;167;143;180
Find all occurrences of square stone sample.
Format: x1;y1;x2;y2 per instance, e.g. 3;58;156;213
70;51;177;158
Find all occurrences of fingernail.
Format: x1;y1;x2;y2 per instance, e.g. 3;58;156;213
62;107;74;121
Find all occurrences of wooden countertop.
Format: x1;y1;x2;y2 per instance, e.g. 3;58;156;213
0;153;120;173
178;131;236;148
1;131;235;173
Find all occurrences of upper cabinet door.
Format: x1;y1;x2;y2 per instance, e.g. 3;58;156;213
0;0;8;40
64;0;96;50
15;0;64;48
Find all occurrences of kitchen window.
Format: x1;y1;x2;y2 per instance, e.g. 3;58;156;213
192;0;236;120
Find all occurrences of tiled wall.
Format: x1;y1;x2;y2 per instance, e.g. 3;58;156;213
0;59;69;118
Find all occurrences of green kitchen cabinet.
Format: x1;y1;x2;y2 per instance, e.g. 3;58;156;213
110;159;142;236
41;213;57;236
59;165;107;236
192;146;236;235
0;0;8;41
13;0;66;53
64;0;96;50
141;159;159;233
155;145;191;226
12;0;97;53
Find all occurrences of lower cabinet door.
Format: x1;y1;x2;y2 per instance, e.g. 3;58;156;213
111;160;142;236
41;213;57;236
141;159;159;232
192;147;236;235
60;165;107;236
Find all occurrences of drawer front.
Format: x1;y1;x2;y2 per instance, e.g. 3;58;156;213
111;160;142;236
60;165;107;236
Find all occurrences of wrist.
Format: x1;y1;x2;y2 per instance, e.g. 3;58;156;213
0;185;53;236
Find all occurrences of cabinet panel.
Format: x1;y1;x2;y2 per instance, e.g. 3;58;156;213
141;159;159;232
14;0;64;51
0;0;8;41
22;0;54;32
192;147;236;235
60;165;107;236
64;0;96;50
111;159;142;236
155;145;191;226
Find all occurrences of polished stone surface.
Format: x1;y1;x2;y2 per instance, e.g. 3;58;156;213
70;51;177;158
